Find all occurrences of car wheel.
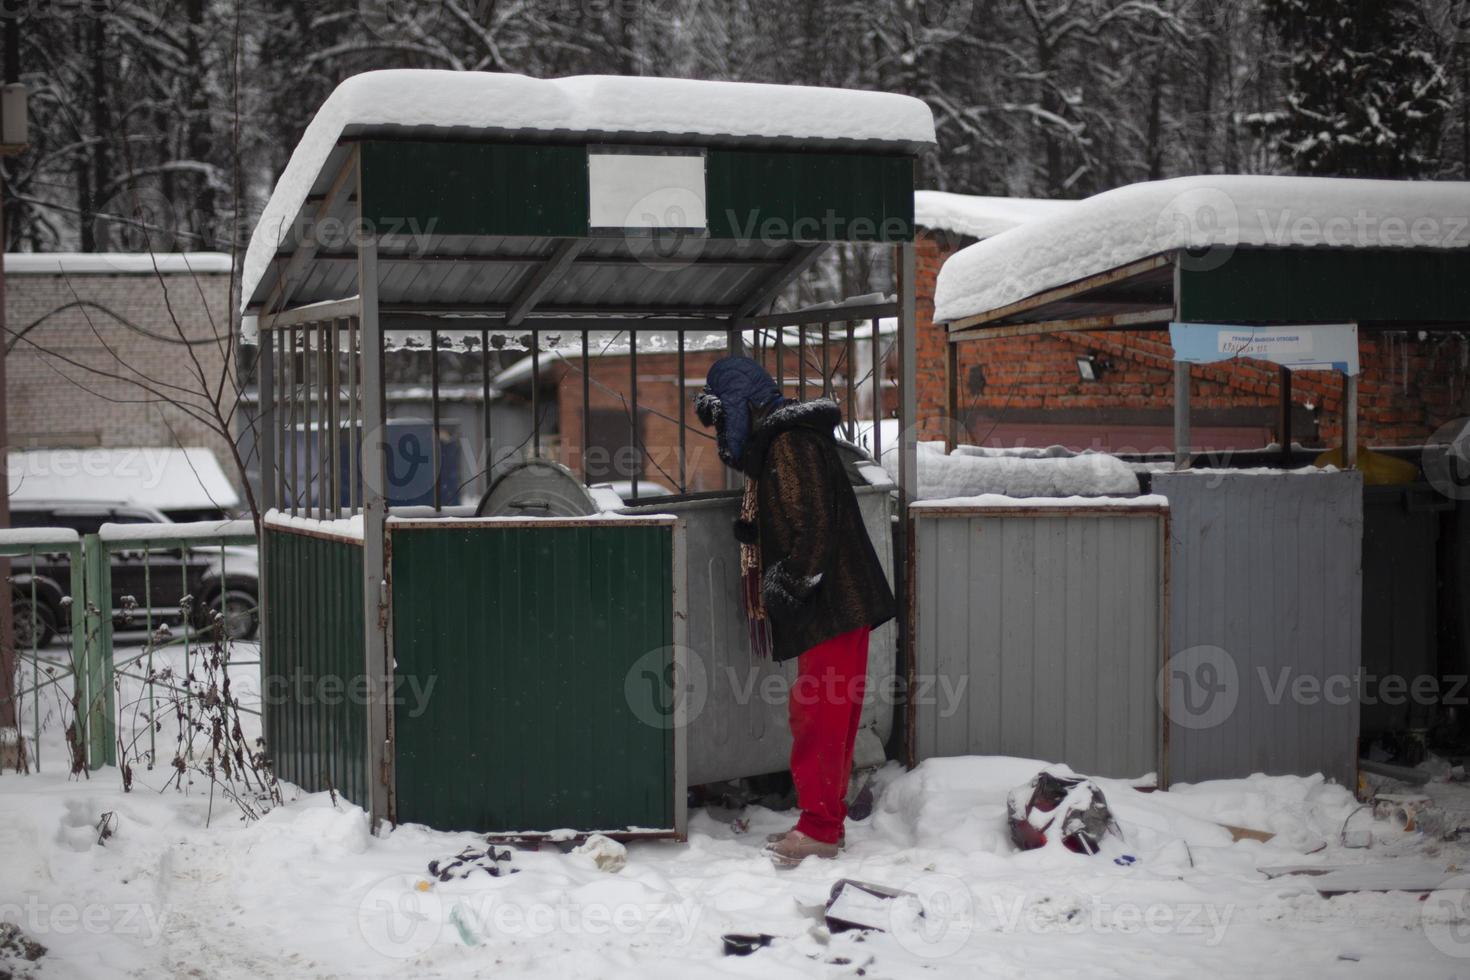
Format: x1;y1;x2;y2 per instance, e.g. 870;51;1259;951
12;595;57;650
208;587;258;642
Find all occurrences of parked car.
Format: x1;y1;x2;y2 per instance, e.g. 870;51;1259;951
7;501;258;648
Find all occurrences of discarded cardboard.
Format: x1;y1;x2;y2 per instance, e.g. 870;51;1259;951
1223;824;1275;844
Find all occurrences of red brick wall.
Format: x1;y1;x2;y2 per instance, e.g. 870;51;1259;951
554;349;729;493
913;229;1470;451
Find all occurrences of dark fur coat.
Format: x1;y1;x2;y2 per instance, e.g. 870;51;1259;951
735;398;897;662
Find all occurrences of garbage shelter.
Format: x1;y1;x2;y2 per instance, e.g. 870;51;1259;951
924;175;1470;788
243;71;935;836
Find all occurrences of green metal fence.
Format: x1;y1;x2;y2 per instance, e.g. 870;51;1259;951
263;524;369;808
2;523;259;773
388;518;684;836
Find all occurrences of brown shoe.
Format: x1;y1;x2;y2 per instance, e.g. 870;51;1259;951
765;830;839;868
766;828;846;848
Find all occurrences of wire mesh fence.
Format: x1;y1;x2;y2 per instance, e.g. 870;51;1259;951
2;522;259;775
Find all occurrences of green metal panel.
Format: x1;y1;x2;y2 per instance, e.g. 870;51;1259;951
390;522;674;833
1179;248;1470;324
80;534;115;768
360;140;915;242
706;149;913;242
361;141;589;238
263;527;369;808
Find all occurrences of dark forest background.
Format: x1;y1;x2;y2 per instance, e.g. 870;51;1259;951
7;0;1468;264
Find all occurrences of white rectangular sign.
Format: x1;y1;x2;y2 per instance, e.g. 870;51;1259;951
1170;322;1359;375
587;149;707;233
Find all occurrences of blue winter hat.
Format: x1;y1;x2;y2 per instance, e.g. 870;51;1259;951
694;356;786;469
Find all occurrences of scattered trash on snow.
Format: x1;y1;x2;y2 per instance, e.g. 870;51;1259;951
1007;771;1118;854
0;922;45;978
1222;823;1275;844
571;833;627;873
426;844;518;881
824;879;922;934
721;933;775;956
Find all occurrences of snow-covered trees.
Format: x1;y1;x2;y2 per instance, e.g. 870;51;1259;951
3;0;1468;256
1256;0;1452;177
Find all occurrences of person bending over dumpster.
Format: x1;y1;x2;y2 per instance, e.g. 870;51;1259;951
695;355;896;867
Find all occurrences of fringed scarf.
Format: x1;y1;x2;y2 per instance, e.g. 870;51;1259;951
739;476;772;660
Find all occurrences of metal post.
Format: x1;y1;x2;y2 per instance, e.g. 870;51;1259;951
821;323;831;398
581;330;591;485
1174;361;1191;470
275;327;287;513
359;236;393;830
482;326;492;490
896;242;918;767
430;328;441;511
945;336;959;454
143;548;153;766
289;328;301;514
1344;371;1359;470
329;319;342;517
775;326;785;398
81;534;114;768
871;317;882;461
1278;366;1293;467
348;318;359;513
318;323;329;520
629;330;639;501
259;324;276;513
798;325;807;398
67;545;85;768
302;326;313;515
530;330;541;458
845;324;856;440
677;331;687;492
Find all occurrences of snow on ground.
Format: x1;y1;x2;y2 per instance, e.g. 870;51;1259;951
933;174;1470;326
5;644;1470;978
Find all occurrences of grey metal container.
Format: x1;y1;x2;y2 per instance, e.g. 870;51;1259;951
911;502;1168;780
1153;470;1363;788
620;483;898;785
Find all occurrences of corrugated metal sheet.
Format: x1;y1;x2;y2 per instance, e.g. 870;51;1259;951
1360;485;1442;737
263;527;369;807
247;137;916;312
913;507;1166;779
622;484;898;785
1154;471;1363;788
388;521;679;834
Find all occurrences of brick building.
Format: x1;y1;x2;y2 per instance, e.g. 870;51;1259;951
498;324;894;495
913;193;1470;453
5;253;240;473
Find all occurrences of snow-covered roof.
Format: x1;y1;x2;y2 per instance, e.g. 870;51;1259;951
914;191;1077;240
934;175;1470;326
7;253;234;276
8;447;241;512
242;70;936;313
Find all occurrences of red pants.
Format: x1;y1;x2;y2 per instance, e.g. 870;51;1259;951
789;626;870;844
